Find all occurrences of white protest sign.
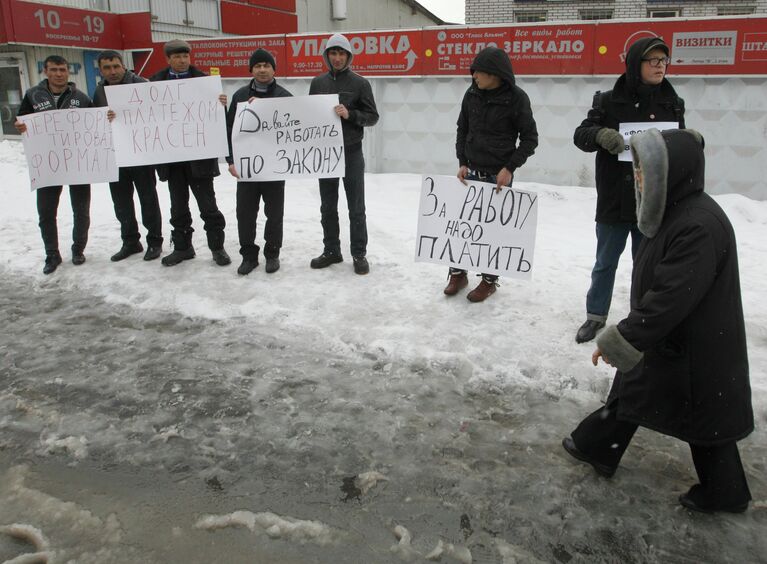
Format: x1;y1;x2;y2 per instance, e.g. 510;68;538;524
106;75;228;167
619;122;679;161
18;108;118;191
415;175;538;279
232;94;345;181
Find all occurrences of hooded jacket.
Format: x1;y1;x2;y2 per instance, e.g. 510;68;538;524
456;47;538;175
226;78;293;165
149;65;220;180
17;80;92;116
308;33;379;151
597;129;752;446
574;37;685;224
92;69;147;108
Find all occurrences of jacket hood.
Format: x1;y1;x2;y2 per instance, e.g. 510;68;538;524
625;36;669;93
323;33;353;73
630;128;705;237
469;47;515;88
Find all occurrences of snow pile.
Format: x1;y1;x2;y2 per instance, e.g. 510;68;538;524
195;510;342;545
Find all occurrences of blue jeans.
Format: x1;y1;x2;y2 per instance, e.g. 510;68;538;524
318;146;367;257
586;222;642;320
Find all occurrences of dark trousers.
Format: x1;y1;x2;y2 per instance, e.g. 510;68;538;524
449;170;504;282
571;398;752;506
318;147;367;257
109;165;163;247
36;184;90;256
236;180;284;261
586;222;643;320
167;164;226;251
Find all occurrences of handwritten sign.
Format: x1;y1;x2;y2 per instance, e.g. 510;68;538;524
619;122;679;161
106;75;228;167
415;175;539;279
18;108;117;190
231;94;345;181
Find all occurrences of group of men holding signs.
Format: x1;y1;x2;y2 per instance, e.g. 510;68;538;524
15;33;378;277
15;33;754;514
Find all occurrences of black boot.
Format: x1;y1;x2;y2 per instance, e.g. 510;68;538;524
352;256;369;275
237;258;258;275
162;246;195;266
310;252;343;269
265;257;280;274
111;242;143;262
43;253;62;275
143;246;162;261
212;248;231;266
576;320;606;343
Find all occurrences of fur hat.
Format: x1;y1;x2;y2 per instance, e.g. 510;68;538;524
249;48;276;71
164;40;191;57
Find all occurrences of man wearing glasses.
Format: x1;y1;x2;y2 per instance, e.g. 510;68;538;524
572;37;684;343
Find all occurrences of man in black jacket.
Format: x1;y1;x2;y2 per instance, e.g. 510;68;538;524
563;129;753;514
308;33;379;275
94;50;163;262
226;48;292;275
15;55;92;275
573;37;685;343
150;39;230;267
446;46;538;302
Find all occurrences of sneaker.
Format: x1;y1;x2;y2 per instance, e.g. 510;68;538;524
444;271;468;296
43;254;62;275
352;256;369;275
212;248;231;266
265;257;280;274
237;258;258;275
72;253;86;266
111;243;143;262
466;276;497;302
575;320;606;344
143;246;162;261
310;252;343;269
161;247;195;266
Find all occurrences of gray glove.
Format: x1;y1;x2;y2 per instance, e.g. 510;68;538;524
595;128;625;155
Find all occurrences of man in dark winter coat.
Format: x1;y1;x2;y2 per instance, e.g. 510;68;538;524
15;55;92;275
563;128;753;514
445;46;538;302
573;37;685;343
150;39;231;267
226;48;292;275
308;33;379;275
94;50;163;262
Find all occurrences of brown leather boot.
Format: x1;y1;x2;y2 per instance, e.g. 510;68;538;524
467;276;498;302
443;271;468;295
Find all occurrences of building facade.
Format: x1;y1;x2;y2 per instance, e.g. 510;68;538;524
466;0;767;23
0;0;441;137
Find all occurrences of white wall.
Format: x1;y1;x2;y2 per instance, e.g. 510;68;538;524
224;74;767;200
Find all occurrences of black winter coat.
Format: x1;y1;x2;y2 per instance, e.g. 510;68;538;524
149;66;220;181
309;68;378;150
574;37;685;224
17;80;92;116
603;130;753;446
456;47;538;175
226;78;292;165
92;70;147;108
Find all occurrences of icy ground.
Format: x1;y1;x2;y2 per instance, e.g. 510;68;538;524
0;139;765;563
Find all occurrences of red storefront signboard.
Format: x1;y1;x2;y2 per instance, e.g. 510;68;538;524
421;24;594;75
286;30;423;77
133;17;767;79
592;18;767;76
5;0;123;49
